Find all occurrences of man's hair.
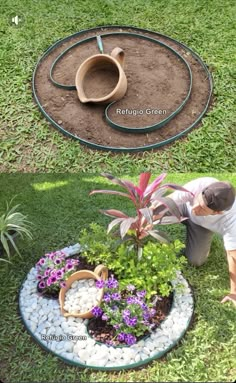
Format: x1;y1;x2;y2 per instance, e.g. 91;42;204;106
202;181;235;211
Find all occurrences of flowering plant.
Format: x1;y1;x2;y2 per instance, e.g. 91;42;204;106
90;172;191;259
36;251;80;295
91;275;157;346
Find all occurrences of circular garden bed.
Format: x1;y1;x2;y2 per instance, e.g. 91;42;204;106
33;25;212;152
19;259;194;370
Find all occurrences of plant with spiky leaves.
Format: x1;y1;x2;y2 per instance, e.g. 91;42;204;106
0;199;33;263
90;172;192;259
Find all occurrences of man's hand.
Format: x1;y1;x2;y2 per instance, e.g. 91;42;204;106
221;293;236;307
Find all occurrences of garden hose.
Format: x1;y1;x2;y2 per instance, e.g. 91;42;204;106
32;25;213;152
49;32;193;134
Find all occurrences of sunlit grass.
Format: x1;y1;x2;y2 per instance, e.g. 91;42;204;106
0;172;235;382
0;0;235;172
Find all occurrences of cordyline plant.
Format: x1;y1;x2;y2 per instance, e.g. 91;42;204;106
90;172;192;259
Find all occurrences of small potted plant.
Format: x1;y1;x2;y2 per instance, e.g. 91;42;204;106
0;199;33;263
36;250;80;299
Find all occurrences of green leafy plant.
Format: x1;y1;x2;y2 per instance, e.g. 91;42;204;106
83;172;192;299
79;224;186;299
115;240;187;298
0;199;33;262
79;222;118;266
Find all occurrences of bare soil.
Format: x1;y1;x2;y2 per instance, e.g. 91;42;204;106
34;26;212;149
83;64;119;99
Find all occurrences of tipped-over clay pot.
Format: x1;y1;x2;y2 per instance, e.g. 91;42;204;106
59;264;108;318
75;47;127;104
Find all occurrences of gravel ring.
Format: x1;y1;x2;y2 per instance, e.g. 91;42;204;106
19;267;194;370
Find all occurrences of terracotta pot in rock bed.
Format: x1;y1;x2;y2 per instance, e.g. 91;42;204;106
59;264;108;319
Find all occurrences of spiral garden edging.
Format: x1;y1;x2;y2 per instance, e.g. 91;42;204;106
19;267;194;371
32;25;213;152
49;31;193;134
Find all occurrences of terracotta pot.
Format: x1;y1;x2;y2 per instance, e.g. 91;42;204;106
59;264;108;318
75;47;127;104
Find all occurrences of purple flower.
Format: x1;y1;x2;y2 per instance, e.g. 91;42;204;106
106;276;118;289
125;316;137;327
149;308;156;317
54;258;62;265
111;292;121;301
126;296;136;304
101;313;109;321
51;276;57;284
48;253;55;260
136;290;146;298
39;258;45;265
38;281;46;289
143;320;150;326
140;302;148;310
105;340;114;346
103;292;111;303
113;323;121;329
117;332;126;341
122;309;130;319
56;270;64;280
91;306;103;317
71;259;79;265
44;269;50;277
124;333;136;346
65;263;73;271
60;281;66;288
46;277;52;287
126;284;136;291
37;275;43;280
143;311;150;321
96;280;105;288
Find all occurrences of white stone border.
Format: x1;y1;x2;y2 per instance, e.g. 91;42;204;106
19;267;194;370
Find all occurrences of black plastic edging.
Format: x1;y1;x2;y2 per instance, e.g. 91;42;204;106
18;270;194;371
32;25;213;152
49;32;193;134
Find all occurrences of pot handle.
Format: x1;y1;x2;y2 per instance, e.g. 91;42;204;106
94;264;108;281
110;47;125;68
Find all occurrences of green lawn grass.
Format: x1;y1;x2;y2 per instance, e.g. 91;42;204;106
0;0;235;172
0;172;236;382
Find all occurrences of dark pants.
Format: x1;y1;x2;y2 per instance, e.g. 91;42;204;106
179;204;214;266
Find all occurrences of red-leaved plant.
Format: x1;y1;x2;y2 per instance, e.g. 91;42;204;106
90;172;192;259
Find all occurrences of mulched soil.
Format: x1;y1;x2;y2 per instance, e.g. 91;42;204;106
34;26;212;150
37;253;173;346
87;292;173;346
77;255;173;346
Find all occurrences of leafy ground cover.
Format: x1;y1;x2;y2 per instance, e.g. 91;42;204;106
0;172;235;382
0;0;235;172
